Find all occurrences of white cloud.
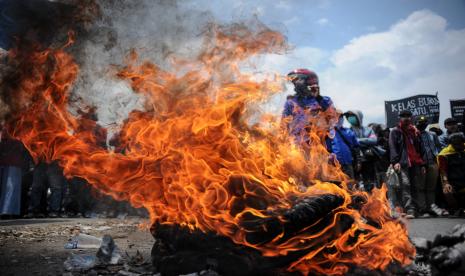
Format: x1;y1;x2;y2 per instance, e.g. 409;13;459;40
316;18;329;26
283;16;300;27
275;0;292;11
262;9;465;125
323;9;465;124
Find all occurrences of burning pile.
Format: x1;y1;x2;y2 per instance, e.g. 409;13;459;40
0;1;415;275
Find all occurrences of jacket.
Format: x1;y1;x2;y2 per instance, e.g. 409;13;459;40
282;95;334;143
329;127;360;165
389;125;425;168
437;144;465;189
419;130;441;165
0;135;29;169
439;132;454;150
346;110;377;147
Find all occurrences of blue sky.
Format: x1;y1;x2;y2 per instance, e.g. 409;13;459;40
186;0;465;125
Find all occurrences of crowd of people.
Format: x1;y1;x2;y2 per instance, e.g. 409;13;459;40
1;68;464;220
0;118;146;220
284;68;465;219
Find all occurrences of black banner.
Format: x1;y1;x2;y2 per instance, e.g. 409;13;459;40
450;99;465;123
385;94;440;128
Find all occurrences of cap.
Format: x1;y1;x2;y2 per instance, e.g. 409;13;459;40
416;116;428;124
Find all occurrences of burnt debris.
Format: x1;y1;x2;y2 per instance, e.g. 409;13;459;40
150;193;352;276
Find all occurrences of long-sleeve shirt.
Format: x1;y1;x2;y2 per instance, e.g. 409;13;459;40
437;144;465;190
282;95;334;143
419;130;441;165
329;127;360;165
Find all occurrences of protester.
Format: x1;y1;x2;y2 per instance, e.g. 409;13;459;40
437;132;465;217
439;118;459;149
25;161;66;218
282;68;335;145
345;110;379;191
388;110;425;218
62;108;106;218
0;123;30;219
370;123;390;186
415;116;442;217
63;176;95;217
327;111;361;179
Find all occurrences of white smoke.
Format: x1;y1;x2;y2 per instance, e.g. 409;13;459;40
70;0;214;132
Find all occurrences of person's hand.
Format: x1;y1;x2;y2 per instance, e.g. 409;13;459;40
421;166;426;174
443;182;453;194
393;163;401;172
328;153;337;165
355;162;362;172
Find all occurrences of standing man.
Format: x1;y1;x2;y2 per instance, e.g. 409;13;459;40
439;118;460;149
282;68;335;145
345;110;378;191
415;116;441;217
0;122;30;219
437;133;465;217
388;110;425;218
26;161;66;218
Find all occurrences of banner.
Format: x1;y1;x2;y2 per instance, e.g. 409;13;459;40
450;99;465;123
385;94;440;128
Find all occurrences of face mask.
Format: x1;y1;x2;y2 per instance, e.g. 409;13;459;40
400;118;411;127
347;116;358;126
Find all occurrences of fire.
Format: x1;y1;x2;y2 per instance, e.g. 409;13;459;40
3;23;415;275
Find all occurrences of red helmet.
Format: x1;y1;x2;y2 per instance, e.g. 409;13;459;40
287;69;319;85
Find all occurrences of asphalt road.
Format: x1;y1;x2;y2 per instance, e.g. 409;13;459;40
408;217;465;240
0;217;464;275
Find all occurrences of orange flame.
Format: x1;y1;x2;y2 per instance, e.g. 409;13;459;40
5;25;414;275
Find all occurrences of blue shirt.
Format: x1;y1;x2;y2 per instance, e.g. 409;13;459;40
282;95;333;143
330;127;360;165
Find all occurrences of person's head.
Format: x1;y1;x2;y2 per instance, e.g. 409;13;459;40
429;126;443;136
370;123;383;136
287;69;319;98
444;118;458;134
399;110;413;127
415;116;429;131
449;132;465;151
344;112;360;127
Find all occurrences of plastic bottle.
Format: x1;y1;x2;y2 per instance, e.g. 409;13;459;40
64;233;102;249
63;254;97;271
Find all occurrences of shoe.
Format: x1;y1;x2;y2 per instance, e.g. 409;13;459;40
23;212;35;219
48;212;60;218
35;212;46;218
419;213;431;218
405;209;416;219
24;212;46;218
431;204;449;217
452;208;465;218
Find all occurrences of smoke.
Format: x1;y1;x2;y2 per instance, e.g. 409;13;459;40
1;0;288;135
67;0;216;134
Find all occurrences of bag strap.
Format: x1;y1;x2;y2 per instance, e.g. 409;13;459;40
335;128;354;151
